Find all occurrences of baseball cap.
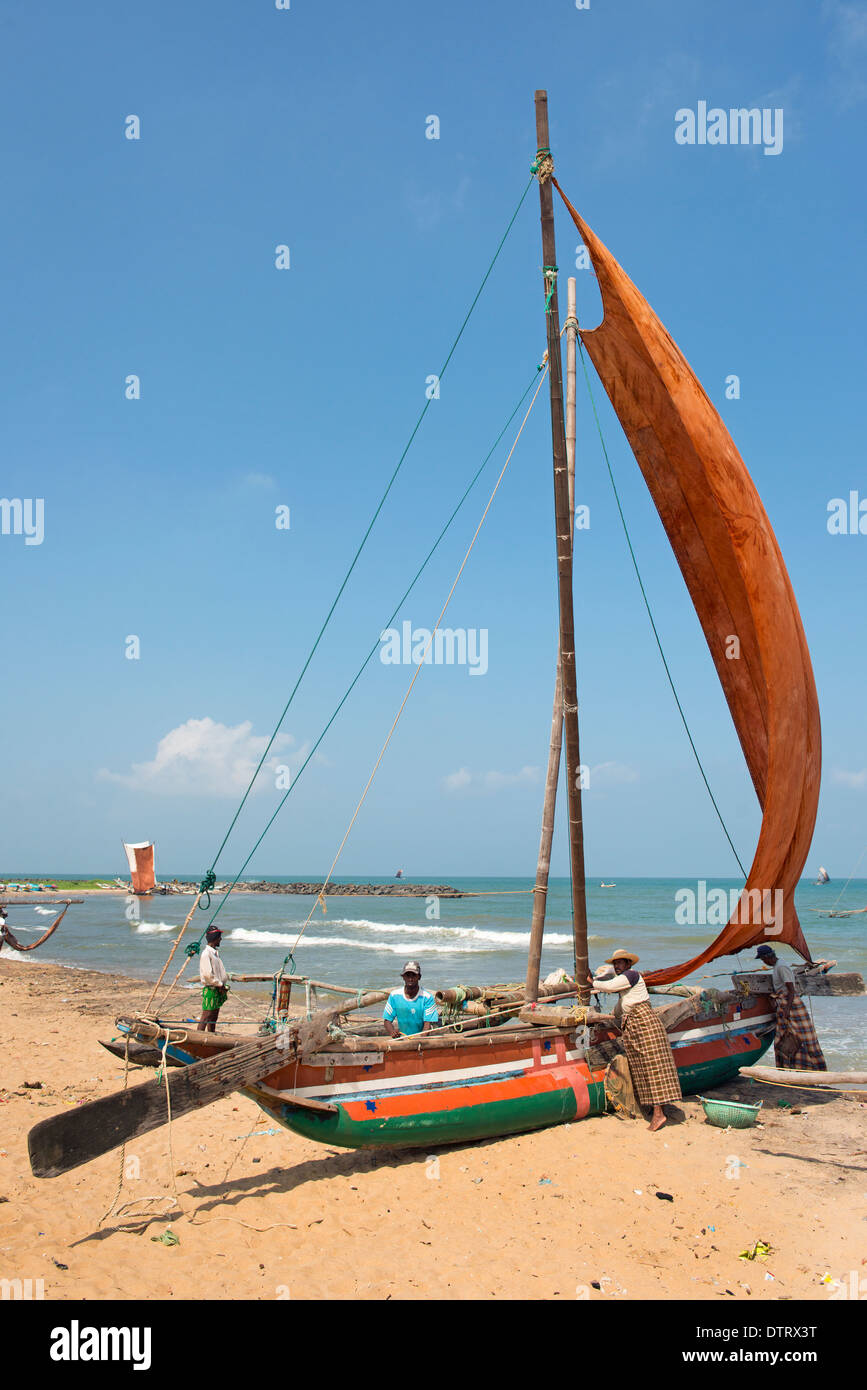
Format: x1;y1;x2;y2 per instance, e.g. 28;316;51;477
402;960;421;976
755;944;774;959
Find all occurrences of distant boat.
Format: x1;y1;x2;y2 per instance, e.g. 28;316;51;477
600;882;616;888
815;865;830;885
122;841;156;896
394;869;403;879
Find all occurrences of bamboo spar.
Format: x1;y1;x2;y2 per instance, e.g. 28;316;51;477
525;275;577;1001
533;90;590;1000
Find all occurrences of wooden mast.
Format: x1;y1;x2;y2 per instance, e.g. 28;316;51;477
532;91;590;1000
525;275;577;1001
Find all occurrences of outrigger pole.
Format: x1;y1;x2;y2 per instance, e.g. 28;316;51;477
529;90;590;1001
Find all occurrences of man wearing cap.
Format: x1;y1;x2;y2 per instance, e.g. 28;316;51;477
382;961;439;1038
198;925;229;1032
754;944;827;1070
588;948;681;1132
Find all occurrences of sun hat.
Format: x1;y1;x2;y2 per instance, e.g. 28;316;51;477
605;948;640;967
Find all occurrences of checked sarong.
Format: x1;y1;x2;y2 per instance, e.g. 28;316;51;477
772;990;827;1070
621;1000;682;1106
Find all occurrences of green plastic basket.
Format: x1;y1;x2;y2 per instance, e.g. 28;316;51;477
699;1096;763;1129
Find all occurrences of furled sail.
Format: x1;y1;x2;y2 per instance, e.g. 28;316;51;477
122;841;156;896
554;182;821;983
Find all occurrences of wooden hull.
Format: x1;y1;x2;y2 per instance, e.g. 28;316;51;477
149;996;774;1151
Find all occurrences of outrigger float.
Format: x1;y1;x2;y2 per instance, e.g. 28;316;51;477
28;91;864;1181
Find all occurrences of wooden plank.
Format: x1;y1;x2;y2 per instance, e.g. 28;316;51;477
732;970;865;997
305;1051;383;1068
248;1082;338;1114
740;1064;867;1087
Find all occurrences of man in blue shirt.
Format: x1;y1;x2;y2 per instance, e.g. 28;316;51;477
383;960;439;1038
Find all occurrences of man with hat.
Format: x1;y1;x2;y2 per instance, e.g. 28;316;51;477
198;925;229;1032
382;961;439;1038
754;944;827;1070
588;948;682;1132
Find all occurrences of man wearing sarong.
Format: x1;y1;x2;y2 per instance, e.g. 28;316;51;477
755;944;827;1070
198;925;229;1032
589;948;681;1132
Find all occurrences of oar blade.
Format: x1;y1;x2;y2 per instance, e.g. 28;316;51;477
28;1080;170;1179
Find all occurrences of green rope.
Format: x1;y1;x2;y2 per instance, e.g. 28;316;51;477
543;265;558;312
206;358;546;924
200;176;535;891
576;337;748;879
197;869;216;910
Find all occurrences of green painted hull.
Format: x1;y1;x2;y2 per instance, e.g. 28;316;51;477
253;1040;770;1151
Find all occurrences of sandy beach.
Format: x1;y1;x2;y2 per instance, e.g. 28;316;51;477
1;956;864;1303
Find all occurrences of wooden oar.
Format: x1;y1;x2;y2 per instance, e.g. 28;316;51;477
739;1064;867;1087
28;1032;294;1178
28;990;387;1179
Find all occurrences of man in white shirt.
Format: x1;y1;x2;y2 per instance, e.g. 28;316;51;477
589;948;681;1131
198;925;229;1032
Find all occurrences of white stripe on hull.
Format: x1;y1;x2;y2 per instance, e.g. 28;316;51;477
280;1014;772;1101
670;1013;774;1045
290;1052;543;1099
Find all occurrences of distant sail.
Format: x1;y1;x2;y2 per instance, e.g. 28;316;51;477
395;869;403;879
122;841;155;895
816;865;830;884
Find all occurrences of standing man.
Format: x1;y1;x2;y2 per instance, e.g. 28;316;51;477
383;960;439;1038
589;948;682;1132
198;925;229;1032
755;944;827;1070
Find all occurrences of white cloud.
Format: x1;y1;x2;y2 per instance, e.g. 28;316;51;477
831;767;867;788
442;765;540;794
98;717;302;797
242;472;277;490
590;761;639;787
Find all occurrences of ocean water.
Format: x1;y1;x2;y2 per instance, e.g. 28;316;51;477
4;876;865;1069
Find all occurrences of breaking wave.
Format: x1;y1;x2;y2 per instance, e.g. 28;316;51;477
228;925;591;955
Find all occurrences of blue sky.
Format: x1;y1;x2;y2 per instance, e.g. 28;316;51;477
2;0;866;881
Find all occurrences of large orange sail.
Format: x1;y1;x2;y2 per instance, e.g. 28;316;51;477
554;181;820;983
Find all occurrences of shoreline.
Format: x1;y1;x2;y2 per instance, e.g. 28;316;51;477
1;955;864;1301
1;882;466;901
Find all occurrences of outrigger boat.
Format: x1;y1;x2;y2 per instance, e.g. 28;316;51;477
28;91;864;1180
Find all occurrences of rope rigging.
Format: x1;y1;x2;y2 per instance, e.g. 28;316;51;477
152;352;553;1008
286;367;550;961
196;176;535;895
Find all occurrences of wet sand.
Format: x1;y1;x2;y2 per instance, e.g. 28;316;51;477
1;957;864;1301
